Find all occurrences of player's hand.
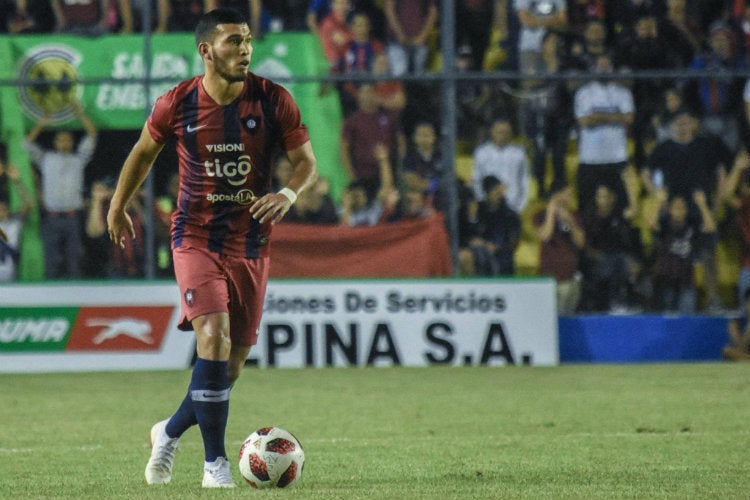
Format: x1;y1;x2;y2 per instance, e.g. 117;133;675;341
248;192;291;225
106;208;135;249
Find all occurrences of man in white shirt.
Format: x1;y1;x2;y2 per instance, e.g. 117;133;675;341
471;118;530;215
574;52;634;213
23;101;97;278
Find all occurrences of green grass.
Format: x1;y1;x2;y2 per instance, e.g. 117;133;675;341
1;364;748;499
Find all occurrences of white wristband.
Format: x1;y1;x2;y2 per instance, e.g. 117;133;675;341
278;187;297;204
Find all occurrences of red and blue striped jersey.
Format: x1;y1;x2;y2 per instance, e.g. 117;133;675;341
147;73;310;258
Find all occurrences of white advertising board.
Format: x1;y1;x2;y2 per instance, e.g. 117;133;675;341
252;279;558;367
0;283;194;373
0;279;558;373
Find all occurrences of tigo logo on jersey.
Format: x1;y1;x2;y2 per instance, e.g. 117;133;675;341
204;154;253;186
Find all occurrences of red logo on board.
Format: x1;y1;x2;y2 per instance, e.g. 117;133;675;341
66;306;174;351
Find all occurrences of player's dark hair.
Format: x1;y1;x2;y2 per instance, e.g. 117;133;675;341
195;8;247;46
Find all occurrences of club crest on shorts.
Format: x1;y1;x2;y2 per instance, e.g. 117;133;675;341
185;288;195;307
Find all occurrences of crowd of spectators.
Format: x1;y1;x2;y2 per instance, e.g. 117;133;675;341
5;1;750;319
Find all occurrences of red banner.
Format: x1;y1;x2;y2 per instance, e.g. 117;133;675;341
269;214;453;278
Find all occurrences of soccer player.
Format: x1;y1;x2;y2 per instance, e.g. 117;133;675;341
106;8;318;488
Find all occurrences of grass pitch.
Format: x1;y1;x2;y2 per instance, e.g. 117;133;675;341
1;363;748;499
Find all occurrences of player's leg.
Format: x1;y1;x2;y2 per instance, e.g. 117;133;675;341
229;344;252;385
191;312;236;488
145;246;234;486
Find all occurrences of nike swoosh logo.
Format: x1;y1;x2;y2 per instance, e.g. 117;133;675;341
202;392;220;398
186;124;206;133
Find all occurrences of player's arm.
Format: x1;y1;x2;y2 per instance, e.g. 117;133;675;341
107;125;164;248
249;140;318;225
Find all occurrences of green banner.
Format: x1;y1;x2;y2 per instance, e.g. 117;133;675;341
0;307;79;352
0;33;346;281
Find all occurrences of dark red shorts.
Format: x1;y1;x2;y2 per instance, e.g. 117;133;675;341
172;246;269;346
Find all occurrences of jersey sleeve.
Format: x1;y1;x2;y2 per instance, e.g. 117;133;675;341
146;90;176;144
273;85;310;151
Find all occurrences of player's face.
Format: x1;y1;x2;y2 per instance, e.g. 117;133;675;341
207;23;253;83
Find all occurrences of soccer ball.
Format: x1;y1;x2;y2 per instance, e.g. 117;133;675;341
238;426;305;488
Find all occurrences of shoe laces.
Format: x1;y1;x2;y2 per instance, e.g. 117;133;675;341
153;437;178;472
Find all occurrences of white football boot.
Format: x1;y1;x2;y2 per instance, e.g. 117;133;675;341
202;456;236;488
144;419;179;485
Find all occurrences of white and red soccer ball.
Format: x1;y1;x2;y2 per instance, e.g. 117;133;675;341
238;426;305;488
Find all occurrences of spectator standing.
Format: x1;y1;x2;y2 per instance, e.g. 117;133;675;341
337;10;384;116
338;11;383;75
23;102;97;279
579;181;643;312
573;52;634;214
383;0;437;75
524;30;576;198
647;190;716;313
513;0;567;77
687;21;747;152
340;83;405;197
615;14;679;170
455;0;496;72
50;0;110;35
471;117;530;215
459;175;521;276
454;45;515;147
400;121;443;211
642;108;735;310
318;0;352;68
533;181;585;314
659;0;701;68
0;164;33;282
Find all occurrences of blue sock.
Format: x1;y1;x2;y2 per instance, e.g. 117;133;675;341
165;390;197;439
190;358;230;462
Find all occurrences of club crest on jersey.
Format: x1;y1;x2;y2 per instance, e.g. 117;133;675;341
242;114;261;135
185;289;195;307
